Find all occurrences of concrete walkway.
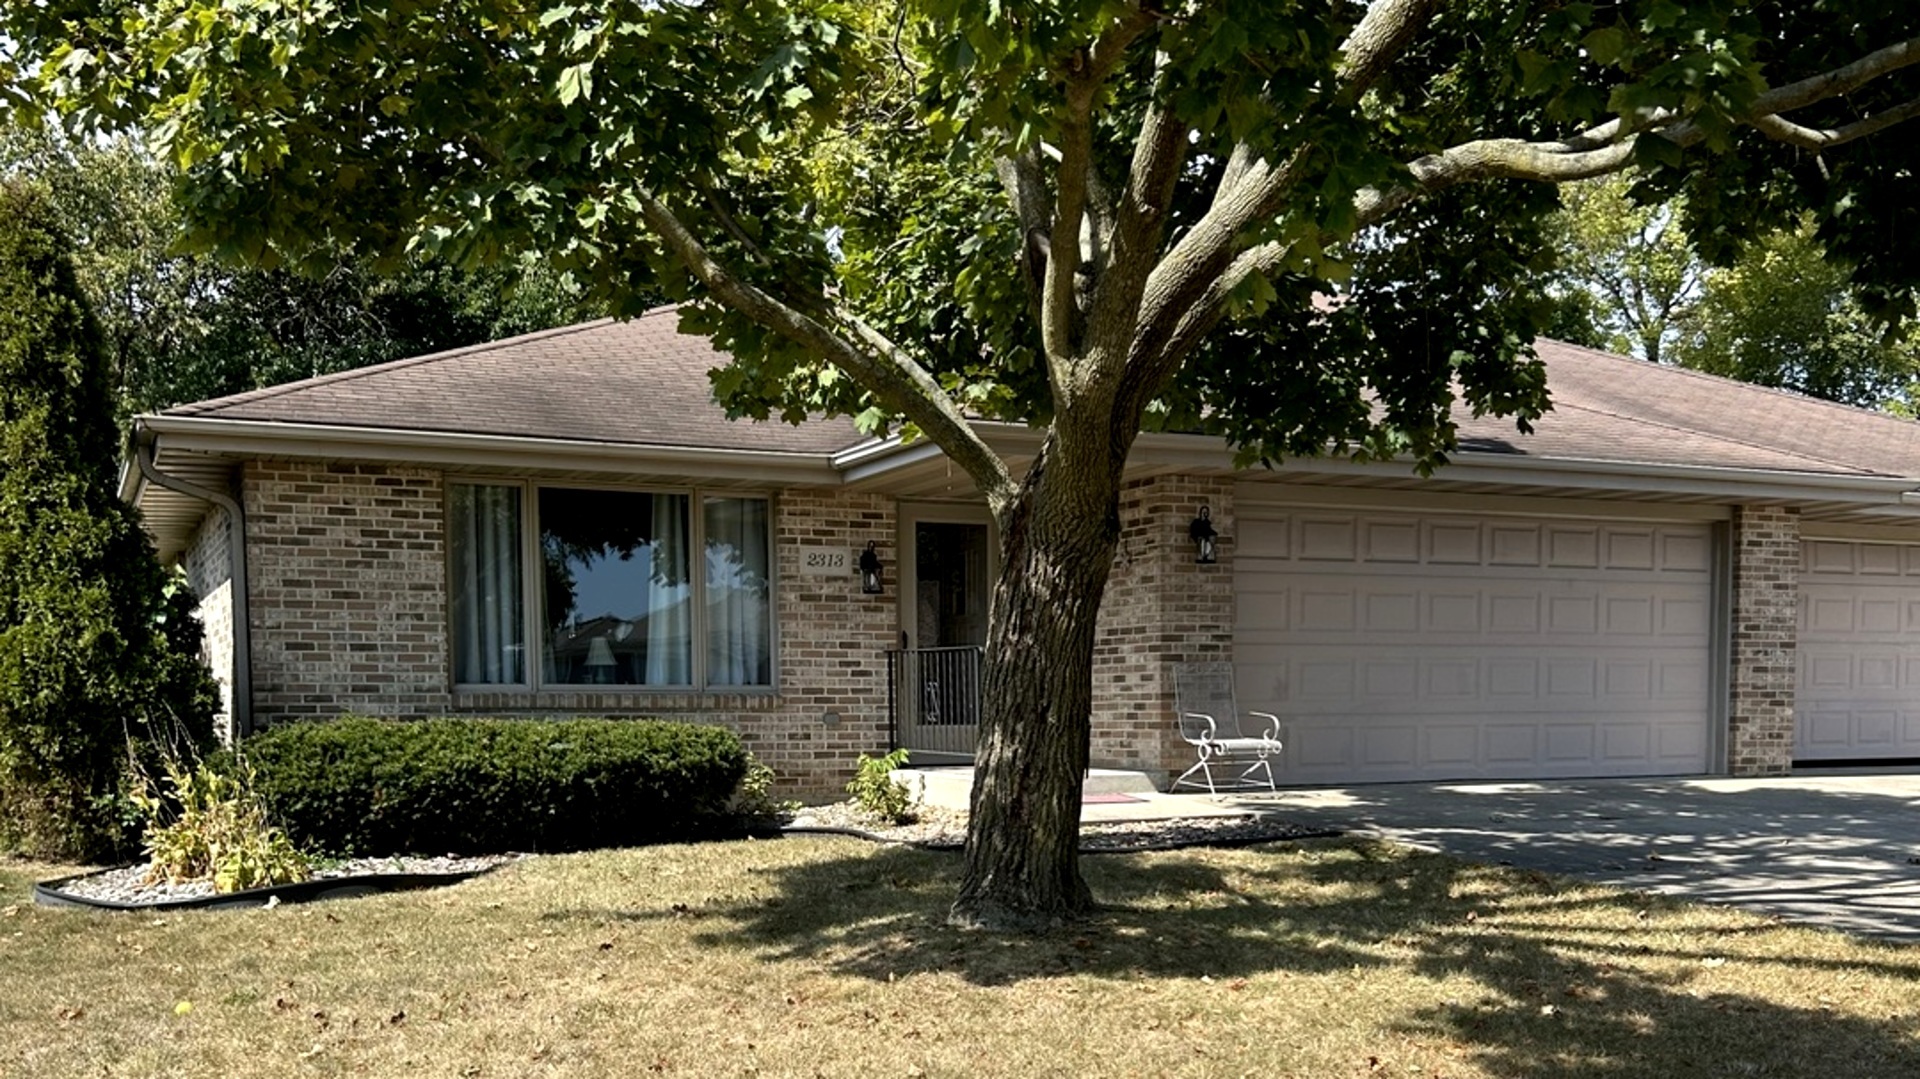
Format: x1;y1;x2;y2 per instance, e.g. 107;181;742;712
1218;774;1920;940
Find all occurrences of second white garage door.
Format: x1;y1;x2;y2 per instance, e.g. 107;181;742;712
1797;537;1920;762
1234;499;1716;783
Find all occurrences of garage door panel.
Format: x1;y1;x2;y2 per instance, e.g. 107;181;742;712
1604;660;1652;698
1545;725;1597;762
1426;726;1479;765
1362;727;1420;768
1655;722;1710;762
1235;502;1713;782
1363;661;1417;698
1547;527;1600;568
1364;520;1419;562
1300;518;1357;560
1426;523;1482;563
1861;545;1903;574
1490;526;1541;565
1797;538;1920;760
1607;531;1656;569
1298;590;1355;631
1662;531;1712;571
1365;592;1419;631
1660;596;1709;636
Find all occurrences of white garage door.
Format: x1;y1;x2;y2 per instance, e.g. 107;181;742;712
1797;538;1920;762
1234;500;1716;783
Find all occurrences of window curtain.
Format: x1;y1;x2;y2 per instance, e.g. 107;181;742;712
645;494;693;685
704;497;772;686
450;484;524;683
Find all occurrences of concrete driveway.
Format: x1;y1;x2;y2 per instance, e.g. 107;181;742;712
1225;774;1920;941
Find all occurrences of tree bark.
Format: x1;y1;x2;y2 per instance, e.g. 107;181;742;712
950;432;1121;930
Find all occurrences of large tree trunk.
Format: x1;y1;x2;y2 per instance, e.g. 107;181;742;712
950;433;1122;930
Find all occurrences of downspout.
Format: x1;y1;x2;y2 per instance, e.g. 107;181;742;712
132;422;253;740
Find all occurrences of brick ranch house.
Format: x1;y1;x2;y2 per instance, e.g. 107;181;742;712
121;307;1920;794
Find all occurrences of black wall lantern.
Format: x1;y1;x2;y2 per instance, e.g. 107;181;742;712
1189;505;1219;564
859;540;884;594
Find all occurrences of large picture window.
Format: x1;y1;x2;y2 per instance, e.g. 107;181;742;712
450;482;774;690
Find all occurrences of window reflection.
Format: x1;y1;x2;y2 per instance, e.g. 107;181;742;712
539;488;692;685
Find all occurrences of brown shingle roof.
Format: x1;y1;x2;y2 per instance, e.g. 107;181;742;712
159;311;1920;481
1451;339;1920;478
164;308;865;455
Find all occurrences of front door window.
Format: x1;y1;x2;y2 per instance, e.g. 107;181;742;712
913;521;990;648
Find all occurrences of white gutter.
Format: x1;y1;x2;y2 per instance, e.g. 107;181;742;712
132;423;253;739
138;414;848;485
834;421;1920;509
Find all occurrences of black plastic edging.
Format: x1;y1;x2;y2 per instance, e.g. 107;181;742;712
34;865;503;913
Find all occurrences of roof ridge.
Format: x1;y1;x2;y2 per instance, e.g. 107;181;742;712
1548;396;1886;476
1540;336;1920;435
160;317;620;417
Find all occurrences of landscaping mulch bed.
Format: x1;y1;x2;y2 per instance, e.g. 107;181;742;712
786;801;1338;851
36;854;520;911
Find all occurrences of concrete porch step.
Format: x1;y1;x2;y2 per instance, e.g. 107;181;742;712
897;766;1160;811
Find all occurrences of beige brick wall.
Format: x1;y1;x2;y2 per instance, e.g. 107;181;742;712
181;505;237;741
242;462;897;796
1728;504;1799;776
1092;475;1237;779
245;461;451;723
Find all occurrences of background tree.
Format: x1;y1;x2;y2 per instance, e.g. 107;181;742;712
1545;173;1919;407
1670;220;1920;408
13;1;1920;926
1546;173;1701;364
0;179;217;859
0;130;599;418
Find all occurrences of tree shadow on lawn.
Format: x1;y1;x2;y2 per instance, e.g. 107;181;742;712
551;837;1920;1078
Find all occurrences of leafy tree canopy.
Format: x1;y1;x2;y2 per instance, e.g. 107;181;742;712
0;129;600;418
11;0;1920;925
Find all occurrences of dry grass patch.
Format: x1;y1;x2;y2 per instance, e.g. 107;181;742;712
3;840;1919;1077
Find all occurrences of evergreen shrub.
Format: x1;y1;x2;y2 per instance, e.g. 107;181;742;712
0;180;218;859
237;717;751;855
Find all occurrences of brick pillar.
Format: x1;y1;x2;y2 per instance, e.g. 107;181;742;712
1727;505;1799;776
1092;475;1236;780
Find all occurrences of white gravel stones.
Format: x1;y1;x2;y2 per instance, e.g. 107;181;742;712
53;853;520;906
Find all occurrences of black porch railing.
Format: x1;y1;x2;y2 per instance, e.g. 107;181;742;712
887;646;982;758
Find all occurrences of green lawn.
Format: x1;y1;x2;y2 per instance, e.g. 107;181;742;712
3;837;1918;1078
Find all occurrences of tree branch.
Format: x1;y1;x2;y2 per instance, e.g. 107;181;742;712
633;187;1018;511
994;149;1054;329
1751;95;1920;150
1336;0;1440;104
1087;57;1188;360
1123;0;1441;413
1043;80;1094;370
1750;36;1920;118
1041;2;1159;377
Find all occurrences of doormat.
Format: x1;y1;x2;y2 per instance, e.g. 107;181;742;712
1081;792;1146;805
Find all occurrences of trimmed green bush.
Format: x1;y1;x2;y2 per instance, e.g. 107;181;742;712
236;717;751;855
